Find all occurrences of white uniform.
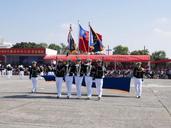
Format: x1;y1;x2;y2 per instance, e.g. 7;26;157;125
75;76;83;97
85;76;93;97
30;66;39;93
95;78;103;98
134;77;143;97
31;77;38;92
19;65;24;79
2;69;6;77
74;64;83;98
6;65;12;79
94;64;105;99
65;75;73;97
55;77;63;97
133;65;144;98
84;63;93;98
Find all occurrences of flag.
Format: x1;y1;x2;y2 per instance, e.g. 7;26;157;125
89;25;104;52
67;25;76;53
79;25;90;52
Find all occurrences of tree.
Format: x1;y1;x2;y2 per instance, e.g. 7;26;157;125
151;50;167;61
130;49;149;55
48;43;61;54
113;45;129;55
12;42;44;48
61;43;68;53
39;42;48;48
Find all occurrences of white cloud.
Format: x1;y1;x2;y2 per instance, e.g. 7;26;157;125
153;17;171;38
155;17;169;25
153;27;171;37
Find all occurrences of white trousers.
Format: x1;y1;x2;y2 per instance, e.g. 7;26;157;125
2;70;6;76
75;76;83;97
7;71;12;79
85;76;93;97
134;77;143;97
56;77;63;97
19;71;24;79
95;78;103;97
31;77;38;92
65;76;73;97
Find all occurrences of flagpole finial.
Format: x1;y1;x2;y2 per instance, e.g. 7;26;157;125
69;24;72;31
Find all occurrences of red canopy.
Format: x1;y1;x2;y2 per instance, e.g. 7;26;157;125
151;59;171;64
44;55;150;62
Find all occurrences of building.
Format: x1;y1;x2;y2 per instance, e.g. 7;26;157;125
0;47;57;66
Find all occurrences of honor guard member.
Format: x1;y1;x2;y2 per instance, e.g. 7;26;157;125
1;65;6;77
18;65;25;79
6;64;13;79
0;64;4;76
94;59;106;100
74;58;84;98
65;59;74;99
84;59;94;99
29;61;40;93
54;60;65;98
133;62;145;98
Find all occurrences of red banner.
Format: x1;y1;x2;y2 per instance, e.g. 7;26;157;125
44;55;150;62
0;48;45;55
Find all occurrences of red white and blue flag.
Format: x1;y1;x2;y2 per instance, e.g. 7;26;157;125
78;24;91;52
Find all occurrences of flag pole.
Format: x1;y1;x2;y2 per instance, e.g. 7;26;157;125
88;21;91;55
77;20;80;54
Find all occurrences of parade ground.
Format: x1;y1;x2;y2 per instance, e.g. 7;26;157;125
0;76;171;128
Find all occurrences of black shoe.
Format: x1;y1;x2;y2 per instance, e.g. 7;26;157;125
87;97;91;100
67;96;70;99
56;96;60;99
136;96;141;98
98;97;101;100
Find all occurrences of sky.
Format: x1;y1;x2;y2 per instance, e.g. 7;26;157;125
0;0;171;57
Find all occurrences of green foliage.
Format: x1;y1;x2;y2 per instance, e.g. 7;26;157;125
130;49;149;55
151;50;167;61
12;42;44;48
39;42;48;48
113;45;129;55
48;43;61;53
48;43;67;54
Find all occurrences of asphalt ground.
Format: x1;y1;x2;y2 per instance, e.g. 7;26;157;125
0;76;171;128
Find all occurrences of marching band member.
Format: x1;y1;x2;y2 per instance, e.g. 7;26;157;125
54;60;65;98
65;59;74;99
133;62;145;98
74;58;84;98
18;65;25;79
6;64;13;79
94;59;106;100
29;61;40;93
84;59;94;99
